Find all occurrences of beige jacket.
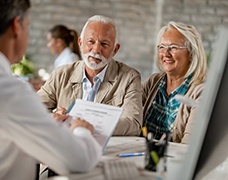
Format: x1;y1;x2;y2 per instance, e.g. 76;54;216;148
38;60;143;136
142;73;204;144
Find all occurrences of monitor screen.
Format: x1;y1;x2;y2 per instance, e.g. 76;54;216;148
178;27;228;180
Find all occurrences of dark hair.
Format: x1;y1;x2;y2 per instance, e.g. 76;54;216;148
49;25;81;59
0;0;31;35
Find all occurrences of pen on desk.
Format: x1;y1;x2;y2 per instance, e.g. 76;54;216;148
118;152;145;157
164;154;174;158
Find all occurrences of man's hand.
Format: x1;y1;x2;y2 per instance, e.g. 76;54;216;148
54;106;67;115
70;118;94;134
52;106;69;122
53;113;69;122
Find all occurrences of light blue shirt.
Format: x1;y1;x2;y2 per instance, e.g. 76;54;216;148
82;65;108;101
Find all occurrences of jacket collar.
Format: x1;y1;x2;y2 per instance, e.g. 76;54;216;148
69;60;119;103
69;60;118;84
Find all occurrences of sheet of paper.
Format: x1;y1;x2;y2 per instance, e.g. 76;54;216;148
68;99;123;151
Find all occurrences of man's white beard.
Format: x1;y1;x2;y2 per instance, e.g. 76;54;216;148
82;51;113;70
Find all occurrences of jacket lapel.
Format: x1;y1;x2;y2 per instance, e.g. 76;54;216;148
69;61;84;99
96;60;117;103
96;81;112;103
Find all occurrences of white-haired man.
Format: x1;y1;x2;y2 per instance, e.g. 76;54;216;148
38;15;143;136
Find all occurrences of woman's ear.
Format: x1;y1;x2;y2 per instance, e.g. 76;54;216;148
56;38;64;47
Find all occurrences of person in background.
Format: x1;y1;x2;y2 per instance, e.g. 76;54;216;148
142;21;207;144
0;1;101;180
47;24;81;68
38;15;143;136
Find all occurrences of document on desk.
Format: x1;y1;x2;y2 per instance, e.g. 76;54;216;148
68;99;123;151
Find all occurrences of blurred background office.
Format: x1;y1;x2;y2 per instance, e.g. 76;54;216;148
24;0;228;82
47;24;81;69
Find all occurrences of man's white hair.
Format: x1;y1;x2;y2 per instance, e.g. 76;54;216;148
80;15;118;45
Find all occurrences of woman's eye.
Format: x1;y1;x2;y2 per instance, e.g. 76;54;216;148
170;46;178;51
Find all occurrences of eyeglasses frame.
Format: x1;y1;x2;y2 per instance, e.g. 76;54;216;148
157;44;188;53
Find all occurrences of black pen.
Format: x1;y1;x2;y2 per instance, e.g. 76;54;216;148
164;154;174;158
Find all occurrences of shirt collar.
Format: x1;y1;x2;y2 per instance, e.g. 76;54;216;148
82;64;108;83
158;74;192;97
0;52;12;76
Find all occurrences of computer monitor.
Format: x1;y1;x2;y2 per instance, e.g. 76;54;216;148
178;27;228;180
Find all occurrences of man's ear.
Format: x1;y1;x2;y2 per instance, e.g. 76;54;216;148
78;37;82;47
11;16;22;38
112;43;120;57
78;37;83;53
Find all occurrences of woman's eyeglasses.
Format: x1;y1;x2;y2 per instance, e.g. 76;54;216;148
157;45;187;54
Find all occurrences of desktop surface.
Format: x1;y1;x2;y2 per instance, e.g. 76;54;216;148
47;137;228;180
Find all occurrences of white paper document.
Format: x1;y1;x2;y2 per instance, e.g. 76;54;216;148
68;99;123;151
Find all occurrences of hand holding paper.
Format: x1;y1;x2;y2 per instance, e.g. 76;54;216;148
67;99;123;152
70;118;95;134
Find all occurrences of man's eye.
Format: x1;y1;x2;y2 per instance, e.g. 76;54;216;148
101;42;109;47
87;40;94;45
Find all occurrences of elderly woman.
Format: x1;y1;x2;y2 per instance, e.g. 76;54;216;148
143;21;207;144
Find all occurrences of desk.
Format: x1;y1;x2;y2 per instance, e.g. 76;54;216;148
48;137;185;180
49;137;228;180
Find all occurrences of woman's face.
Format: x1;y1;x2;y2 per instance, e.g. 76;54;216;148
47;32;61;55
158;28;191;77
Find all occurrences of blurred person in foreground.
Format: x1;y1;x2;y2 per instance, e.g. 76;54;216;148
0;1;101;180
38;15;143;136
47;24;81;68
142;21;207;144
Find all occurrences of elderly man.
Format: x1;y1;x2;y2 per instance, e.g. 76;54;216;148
38;15;143;136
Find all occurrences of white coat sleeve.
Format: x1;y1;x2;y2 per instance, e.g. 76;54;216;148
2;79;102;175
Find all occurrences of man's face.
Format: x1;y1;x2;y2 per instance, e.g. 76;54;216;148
78;21;119;71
